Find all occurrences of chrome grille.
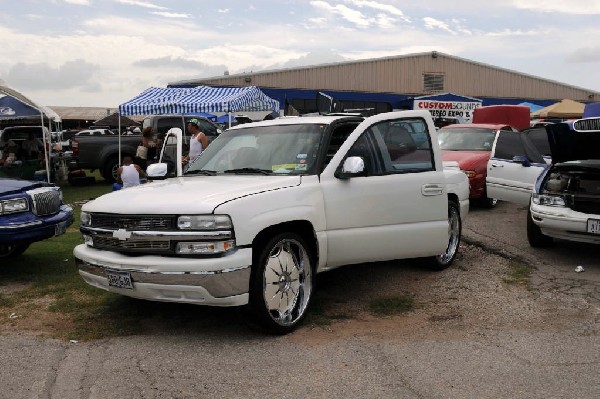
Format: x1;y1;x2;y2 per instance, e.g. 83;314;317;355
90;214;175;230
574;118;600;132
27;187;61;216
92;236;171;251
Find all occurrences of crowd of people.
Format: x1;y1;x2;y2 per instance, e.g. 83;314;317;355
114;118;208;190
0;132;44;168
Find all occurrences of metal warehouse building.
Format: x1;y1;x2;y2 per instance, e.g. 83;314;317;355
169;51;599;116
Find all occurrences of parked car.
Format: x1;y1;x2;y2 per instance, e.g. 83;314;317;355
0;178;73;258
438;123;518;207
486;117;600;246
74;129;115;136
74;110;470;334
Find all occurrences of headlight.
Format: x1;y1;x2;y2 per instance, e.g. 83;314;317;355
177;215;232;230
0;198;29;214
80;211;91;226
532;193;566;207
176;240;235;254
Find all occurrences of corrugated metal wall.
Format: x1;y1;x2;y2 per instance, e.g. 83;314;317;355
183;53;597;102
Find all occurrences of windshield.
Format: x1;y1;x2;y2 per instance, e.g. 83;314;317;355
186;123;325;175
438;128;496;151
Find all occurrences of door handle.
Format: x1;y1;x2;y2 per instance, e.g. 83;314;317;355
422;184;444;196
490;163;504;168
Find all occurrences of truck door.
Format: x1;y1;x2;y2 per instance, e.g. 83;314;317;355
486;130;547;205
156;128;183;177
320;111;449;268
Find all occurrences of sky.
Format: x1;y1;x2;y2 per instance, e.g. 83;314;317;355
1;0;599;108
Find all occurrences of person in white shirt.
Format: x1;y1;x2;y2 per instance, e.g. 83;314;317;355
183;118;208;165
117;156;146;189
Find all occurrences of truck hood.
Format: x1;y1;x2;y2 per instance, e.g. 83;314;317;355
441;150;491;170
547;121;600;163
82;175;302;214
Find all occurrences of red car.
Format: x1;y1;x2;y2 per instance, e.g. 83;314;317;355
438;123;517;208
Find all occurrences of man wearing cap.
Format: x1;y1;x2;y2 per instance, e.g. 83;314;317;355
184;118;208;165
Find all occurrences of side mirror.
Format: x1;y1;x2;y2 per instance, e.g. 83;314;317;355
146;163;168;179
512;155;531;167
335;156;365;179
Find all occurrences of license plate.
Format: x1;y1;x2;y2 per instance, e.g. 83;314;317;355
54;220;69;236
587;219;600;235
106;270;134;289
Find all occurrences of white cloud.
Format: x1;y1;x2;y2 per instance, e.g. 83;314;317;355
151;11;191;19
347;0;410;21
423;17;455;34
508;0;600;14
310;1;370;27
63;0;91;5
112;0;168;10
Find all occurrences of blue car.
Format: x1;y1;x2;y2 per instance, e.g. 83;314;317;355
0;178;73;258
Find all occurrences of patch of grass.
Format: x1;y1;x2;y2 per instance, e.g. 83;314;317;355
0;180;129;340
369;294;414;316
502;260;533;286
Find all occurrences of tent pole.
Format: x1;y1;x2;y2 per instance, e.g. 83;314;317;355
40;111;50;183
118;113;122;170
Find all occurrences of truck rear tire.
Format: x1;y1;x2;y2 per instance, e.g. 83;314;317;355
421;200;461;270
103;157;120;184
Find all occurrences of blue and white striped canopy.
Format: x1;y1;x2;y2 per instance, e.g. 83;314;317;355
119;85;280;116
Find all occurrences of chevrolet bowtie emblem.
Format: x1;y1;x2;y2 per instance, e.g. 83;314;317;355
113;229;132;241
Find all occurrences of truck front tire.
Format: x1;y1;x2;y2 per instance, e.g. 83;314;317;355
248;232;315;334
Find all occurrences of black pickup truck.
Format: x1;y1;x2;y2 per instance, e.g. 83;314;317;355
72;115;223;182
71;134;142;183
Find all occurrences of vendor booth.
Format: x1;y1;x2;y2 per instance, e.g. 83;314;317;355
0;85;62;182
530;99;585;119
116;85;281;164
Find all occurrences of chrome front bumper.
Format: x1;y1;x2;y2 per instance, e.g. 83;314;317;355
74;244;252;306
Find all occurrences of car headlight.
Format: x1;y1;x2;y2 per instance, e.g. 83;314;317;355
177;215;232;230
0;198;29;214
532;193;566;207
80;211;91;226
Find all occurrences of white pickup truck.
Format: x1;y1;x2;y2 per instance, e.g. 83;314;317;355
74;111;469;333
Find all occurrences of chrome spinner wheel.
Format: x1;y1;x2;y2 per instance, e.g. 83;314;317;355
249;233;314;333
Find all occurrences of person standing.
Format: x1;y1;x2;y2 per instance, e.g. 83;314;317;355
21;132;43;160
115;155;146;190
136;126;158;170
184;118;208;165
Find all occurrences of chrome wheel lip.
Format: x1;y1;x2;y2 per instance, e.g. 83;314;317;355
436;205;461;265
262;238;313;327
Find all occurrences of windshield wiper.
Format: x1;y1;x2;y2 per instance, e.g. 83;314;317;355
223;168;273;175
186;169;217;176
